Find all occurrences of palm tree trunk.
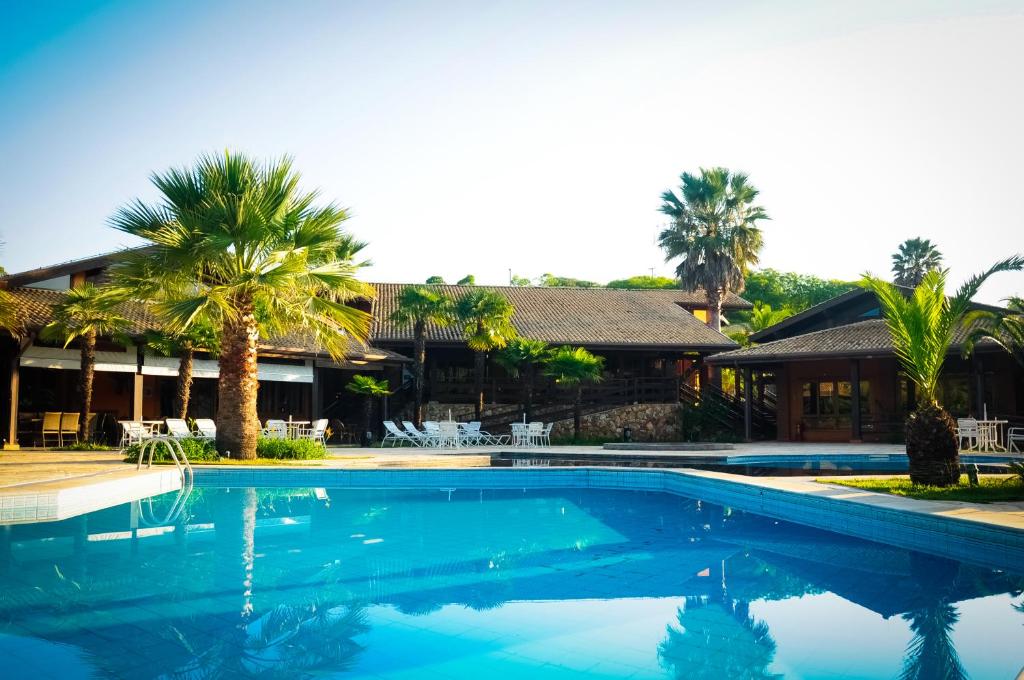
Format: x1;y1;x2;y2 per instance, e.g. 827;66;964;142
573;386;582;440
364;397;374;444
523;363;534;421
79;329;96;441
175;347;194;420
413;322;426;427
217;305;260;459
705;288;724;332
473;350;485;420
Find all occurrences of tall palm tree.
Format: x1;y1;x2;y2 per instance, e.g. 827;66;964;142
40;284;128;440
899;553;967;680
110;151;372;459
455;290;516;420
389;286;455;426
892;238;944;288
345;374;391;445
964;296;1024;368
543;346;604;440
495;338;550;421
144;324;219;419
659;167;768;331
861;256;1023;486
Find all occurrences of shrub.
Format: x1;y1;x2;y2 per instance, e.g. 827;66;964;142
59;441;116;451
254;438;328;460
122;438;219;463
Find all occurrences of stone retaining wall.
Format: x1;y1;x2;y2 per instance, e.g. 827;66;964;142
549;403;681;441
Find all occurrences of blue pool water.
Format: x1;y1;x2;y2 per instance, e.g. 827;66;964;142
0;484;1021;678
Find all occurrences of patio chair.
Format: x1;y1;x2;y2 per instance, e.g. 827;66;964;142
60;412;81;446
510;423;529;447
423;421;442;444
381;421;416;447
437;421;460;449
458;422;484;446
402;421;434;447
527;421;544;447
194;419;217;440
262;419;288;440
1009;427;1023;454
42;412;62;448
165;418;194;440
299;419;329;447
539;423;553;447
956;418;979;451
119;421;150;448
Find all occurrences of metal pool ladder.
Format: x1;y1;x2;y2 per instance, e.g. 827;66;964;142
135;436;194;486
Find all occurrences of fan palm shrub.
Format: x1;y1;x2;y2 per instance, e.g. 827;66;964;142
345;374;391;445
892;237;944;288
144;324;219;419
495;338;551;421
110;151;372;459
861;256;1023;486
455;290;516;419
389;286;455;426
543;346;604;440
40;284;129;440
659;167;768;331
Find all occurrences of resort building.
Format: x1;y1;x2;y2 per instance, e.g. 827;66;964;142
707;288;1024;443
0;251;747;447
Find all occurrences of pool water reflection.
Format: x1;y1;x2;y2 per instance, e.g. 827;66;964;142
0;486;1021;678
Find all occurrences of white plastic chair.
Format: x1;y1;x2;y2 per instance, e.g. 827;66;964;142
194;419;217;440
401;421;434;447
527;421;544;447
381;421;415;447
302;419;329;446
262;419;288;440
165;418;194;440
1009;427;1023;454
437;421;460;449
539;423;553;447
119;421;150;448
956;418;979;451
511;423;529;447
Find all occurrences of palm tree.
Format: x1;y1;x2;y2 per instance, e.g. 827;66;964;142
345;374;391;445
543;346;604;440
892;238;944;288
144;324;219;419
899;553;967;680
455;290;516;420
861;256;1023;486
40;284;128;440
750;302;793;332
494;338;550;421
109;151;372;459
964;296;1024;367
389;286;455;426
659;167;768;331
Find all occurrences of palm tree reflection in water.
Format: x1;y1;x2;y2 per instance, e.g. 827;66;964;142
899;554;967;680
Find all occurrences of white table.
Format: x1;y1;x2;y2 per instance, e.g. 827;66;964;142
976;419;1008;452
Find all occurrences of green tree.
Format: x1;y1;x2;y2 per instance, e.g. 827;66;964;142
110;151;372;459
536;273;599;288
456;274;476;286
40;284;129;440
345;374;391;444
455;290;517;419
606;275;678;289
495;338;550;421
543;346;604;439
750;302;794;332
659;167;768;331
510;274;532;287
425;275;446;284
963;296;1024;368
389;285;455;426
861;256;1023;485
143;324;219;419
741;269;856;315
893;238;944;288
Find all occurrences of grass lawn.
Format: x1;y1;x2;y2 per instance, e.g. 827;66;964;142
821;475;1024;503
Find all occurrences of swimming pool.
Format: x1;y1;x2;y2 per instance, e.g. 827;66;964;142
0;482;1021;678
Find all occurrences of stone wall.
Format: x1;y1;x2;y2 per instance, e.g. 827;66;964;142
421;402;517;422
549;403;681;442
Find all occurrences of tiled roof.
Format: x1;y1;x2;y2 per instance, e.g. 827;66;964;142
3;287;407;362
370;283;743;349
707;318;997;364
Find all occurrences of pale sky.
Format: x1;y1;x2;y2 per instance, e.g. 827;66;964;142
1;0;1022;302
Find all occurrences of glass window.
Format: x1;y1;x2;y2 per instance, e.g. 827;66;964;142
818;381;835;415
836;381;852;415
802;383;816;415
860;380;871;416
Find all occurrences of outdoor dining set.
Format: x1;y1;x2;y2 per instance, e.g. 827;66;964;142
956;417;1024;453
118;417;329;447
381;420;553;449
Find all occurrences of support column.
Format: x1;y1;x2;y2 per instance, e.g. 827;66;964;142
972;353;985;417
742;366;753;442
850;359;862;442
311;364;323;420
4;355;20;450
132;373;144;421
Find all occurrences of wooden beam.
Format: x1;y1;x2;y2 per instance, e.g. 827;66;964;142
132;373;144;421
4;355;20;449
743;366;753;442
850;359;862;442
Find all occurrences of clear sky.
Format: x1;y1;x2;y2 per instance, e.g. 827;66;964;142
1;0;1022;301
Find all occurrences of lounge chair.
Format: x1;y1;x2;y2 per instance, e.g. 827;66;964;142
194;419;217;440
165;418;195;440
60;412;81;446
402;421;434;447
262;419;288;439
42;412;62;448
119;421;150;448
381;421;416;447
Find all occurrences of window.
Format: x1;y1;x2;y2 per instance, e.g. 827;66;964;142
818;381;835;415
802;383;817;415
802;378;872;426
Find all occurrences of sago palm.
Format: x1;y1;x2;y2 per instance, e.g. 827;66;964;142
389;285;455;426
892;237;944;288
963;296;1024;368
40;284;129;440
110;151;372;459
495;338;551;421
861;255;1023;486
144;323;219;419
345;374;391;444
543;346;604;440
455;290;516;419
659;167;768;331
